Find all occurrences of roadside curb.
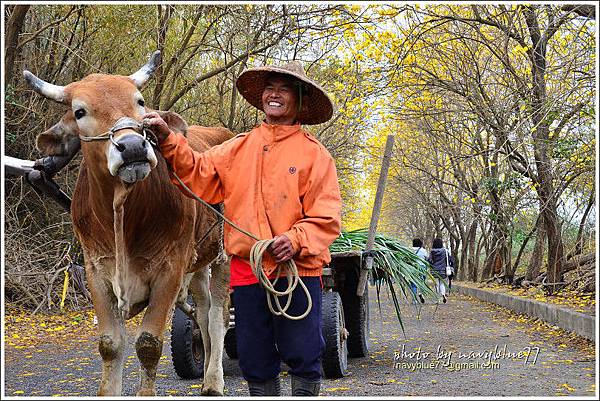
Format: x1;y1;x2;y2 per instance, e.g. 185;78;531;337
453;282;596;342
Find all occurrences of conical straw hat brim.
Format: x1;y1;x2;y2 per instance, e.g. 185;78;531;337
235;65;334;125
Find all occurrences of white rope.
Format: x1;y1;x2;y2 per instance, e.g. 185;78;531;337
171;171;312;320
250;239;312;320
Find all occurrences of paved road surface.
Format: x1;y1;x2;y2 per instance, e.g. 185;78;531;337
3;289;596;397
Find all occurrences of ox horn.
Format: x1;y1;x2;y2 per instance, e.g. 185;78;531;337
23;70;66;103
128;50;162;88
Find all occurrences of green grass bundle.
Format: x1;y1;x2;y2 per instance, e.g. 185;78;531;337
330;228;438;333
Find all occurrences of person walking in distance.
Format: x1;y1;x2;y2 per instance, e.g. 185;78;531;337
410;238;428;304
427;238;455;303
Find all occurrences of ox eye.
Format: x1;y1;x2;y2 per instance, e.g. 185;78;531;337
137;99;145;107
74;109;86;119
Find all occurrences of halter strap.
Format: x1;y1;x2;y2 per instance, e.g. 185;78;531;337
78;116;157;148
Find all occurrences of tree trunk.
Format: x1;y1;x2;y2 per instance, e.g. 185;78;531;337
482;245;494;280
543;205;565;293
152;4;171;109
4;5;30;86
568;189;595;259
482;217;509;281
466;219;479;281
526;218;546;281
513;215;540;279
502;239;514;282
481;144;509;281
459;241;468;281
476;222;491;281
524;6;566;294
227;59;248;129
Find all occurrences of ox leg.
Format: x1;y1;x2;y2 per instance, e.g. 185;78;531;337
197;261;230;396
175;273;195;313
189;269;213;393
135;270;182;396
87;271;126;396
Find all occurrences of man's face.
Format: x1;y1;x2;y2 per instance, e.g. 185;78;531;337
261;74;299;126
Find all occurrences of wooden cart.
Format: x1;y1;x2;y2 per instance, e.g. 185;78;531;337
319;250;371;377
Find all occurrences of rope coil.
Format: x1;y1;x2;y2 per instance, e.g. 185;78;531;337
171;170;312;320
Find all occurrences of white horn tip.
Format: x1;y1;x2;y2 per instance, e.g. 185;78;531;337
129;51;162;88
23;70;66;103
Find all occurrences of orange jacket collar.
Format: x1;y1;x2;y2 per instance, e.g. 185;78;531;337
259;121;302;142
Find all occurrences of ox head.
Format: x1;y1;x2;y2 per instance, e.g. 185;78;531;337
24;51;187;184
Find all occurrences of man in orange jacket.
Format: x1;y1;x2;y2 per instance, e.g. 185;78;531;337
143;61;342;396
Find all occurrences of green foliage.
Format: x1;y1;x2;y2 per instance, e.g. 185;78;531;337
552;137;579;159
330;229;438;334
480;174;523;193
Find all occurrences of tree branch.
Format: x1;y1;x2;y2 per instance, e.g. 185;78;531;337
17;6;79;50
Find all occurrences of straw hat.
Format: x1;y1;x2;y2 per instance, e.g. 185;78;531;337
235;61;334;125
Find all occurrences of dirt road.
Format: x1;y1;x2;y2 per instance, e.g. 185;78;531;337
3;289;596;397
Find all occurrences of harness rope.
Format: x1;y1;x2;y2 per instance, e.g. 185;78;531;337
170;169;312;321
83;117;312;320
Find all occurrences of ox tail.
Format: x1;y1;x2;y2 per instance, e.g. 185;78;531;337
113;184;133;320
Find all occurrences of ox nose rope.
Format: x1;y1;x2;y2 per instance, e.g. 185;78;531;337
79;117;156;151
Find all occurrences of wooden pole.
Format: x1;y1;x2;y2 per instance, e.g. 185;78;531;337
356;135;394;296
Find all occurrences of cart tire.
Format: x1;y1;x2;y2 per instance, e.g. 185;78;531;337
342;281;370;358
321;291;348;378
224;327;238;359
170;306;204;379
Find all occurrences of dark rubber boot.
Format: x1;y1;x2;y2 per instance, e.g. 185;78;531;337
248;376;281;396
291;375;320;396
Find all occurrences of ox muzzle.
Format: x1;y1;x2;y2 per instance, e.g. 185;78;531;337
79;117;158;184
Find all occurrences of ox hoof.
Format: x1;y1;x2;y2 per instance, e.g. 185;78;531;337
136;388;156;396
97;389;119;397
201;387;224;396
201;388;223;397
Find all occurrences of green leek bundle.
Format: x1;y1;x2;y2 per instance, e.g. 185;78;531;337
329;229;438;333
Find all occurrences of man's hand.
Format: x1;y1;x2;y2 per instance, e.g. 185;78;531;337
142;112;172;144
268;235;296;264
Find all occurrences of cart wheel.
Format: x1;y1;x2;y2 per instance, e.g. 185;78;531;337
171;306;204;379
321;291;348;378
224;327;238;359
342;277;371;357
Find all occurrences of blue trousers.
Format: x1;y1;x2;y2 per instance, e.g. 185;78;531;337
410;277;425;296
410;282;418;296
232;276;324;383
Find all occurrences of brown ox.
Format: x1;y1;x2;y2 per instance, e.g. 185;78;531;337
24;51;233;396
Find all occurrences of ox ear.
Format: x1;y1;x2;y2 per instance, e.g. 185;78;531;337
157;111;188;137
36;117;81;157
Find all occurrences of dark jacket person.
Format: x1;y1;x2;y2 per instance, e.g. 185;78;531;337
427;238;454;303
